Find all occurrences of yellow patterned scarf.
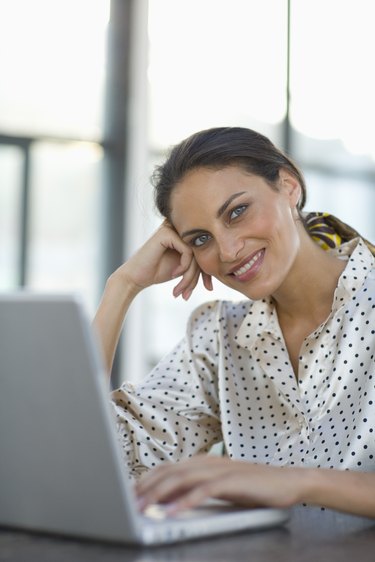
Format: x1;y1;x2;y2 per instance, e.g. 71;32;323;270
304;212;375;256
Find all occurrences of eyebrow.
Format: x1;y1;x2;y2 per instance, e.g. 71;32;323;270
216;191;246;218
180;191;246;239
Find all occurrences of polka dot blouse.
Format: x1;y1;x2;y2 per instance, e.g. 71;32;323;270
111;238;375;479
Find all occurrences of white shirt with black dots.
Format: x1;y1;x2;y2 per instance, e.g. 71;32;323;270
111;238;375;479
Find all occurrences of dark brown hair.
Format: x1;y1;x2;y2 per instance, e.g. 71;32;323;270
152;126;307;219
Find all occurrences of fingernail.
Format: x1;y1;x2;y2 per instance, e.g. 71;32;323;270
182;289;192;301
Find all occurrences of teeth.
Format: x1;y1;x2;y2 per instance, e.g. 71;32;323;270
233;251;262;276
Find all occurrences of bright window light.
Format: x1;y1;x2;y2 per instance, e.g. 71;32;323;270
0;0;109;139
290;0;375;160
148;0;287;149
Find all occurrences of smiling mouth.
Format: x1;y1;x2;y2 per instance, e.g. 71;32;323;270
231;249;265;277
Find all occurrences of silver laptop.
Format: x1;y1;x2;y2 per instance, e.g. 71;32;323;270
0;293;288;545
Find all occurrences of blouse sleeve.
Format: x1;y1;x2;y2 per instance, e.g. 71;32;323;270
110;301;223;479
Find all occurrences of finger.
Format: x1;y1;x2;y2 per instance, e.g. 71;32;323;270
136;456;222;496
173;259;200;299
173;272;198;299
165;483;213;514
139;474;194;508
140;472;234;514
171;254;194;279
202;272;213;291
158;227;193;271
138;470;262;514
182;268;201;300
165;477;262;514
136;463;175;498
137;459;233;507
136;462;197;503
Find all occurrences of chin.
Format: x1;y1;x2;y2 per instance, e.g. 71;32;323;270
234;279;277;301
218;270;279;301
240;289;272;301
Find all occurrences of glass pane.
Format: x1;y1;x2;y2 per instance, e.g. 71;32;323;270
0;145;22;289
304;171;375;243
28;142;103;313
0;0;109;139
148;0;287;150
290;0;375;169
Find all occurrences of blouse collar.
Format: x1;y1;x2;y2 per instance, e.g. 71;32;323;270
235;238;374;351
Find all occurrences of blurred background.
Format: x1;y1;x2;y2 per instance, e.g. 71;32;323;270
1;0;375;385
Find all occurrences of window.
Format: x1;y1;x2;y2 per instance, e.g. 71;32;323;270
290;0;375;242
0;0;109;313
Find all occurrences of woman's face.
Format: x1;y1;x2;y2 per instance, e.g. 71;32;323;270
170;165;302;300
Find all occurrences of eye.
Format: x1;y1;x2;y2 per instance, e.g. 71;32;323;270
229;204;247;220
191;233;212;247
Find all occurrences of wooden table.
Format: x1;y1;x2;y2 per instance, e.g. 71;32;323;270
1;506;375;562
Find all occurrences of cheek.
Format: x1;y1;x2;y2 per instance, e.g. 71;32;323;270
193;250;217;275
272;213;300;266
266;205;296;243
250;212;279;240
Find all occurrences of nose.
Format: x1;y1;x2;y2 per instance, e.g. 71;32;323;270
217;233;245;262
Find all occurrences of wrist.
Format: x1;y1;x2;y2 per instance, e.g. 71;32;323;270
293;467;334;507
107;264;143;300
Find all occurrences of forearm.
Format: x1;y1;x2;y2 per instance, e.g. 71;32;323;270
298;467;375;517
93;268;141;377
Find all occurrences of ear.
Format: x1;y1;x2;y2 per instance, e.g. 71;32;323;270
278;169;301;208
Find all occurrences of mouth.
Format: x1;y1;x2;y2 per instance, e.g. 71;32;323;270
229;249;265;278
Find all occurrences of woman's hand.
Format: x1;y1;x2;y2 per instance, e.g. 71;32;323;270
119;221;213;300
136;456;303;514
136;456;375;518
93;222;212;375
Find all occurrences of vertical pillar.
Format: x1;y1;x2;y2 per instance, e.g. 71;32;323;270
19;142;31;287
102;0;134;385
282;0;292;156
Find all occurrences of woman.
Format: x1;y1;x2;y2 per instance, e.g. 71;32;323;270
94;127;375;518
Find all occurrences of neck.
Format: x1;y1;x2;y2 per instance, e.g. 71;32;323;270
272;236;346;325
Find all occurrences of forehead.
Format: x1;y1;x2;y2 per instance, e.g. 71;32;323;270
171;166;254;204
171;166;265;210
